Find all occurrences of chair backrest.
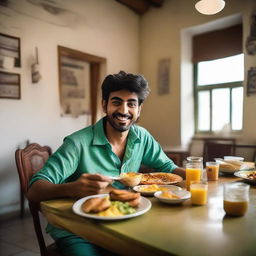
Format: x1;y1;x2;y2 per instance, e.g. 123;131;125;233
15;143;52;195
203;140;235;163
15;143;59;256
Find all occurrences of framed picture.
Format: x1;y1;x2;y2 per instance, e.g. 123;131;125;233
158;58;170;95
0;33;21;68
247;67;256;96
58;46;106;121
0;71;20;99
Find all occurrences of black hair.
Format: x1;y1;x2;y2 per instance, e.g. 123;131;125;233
101;71;150;105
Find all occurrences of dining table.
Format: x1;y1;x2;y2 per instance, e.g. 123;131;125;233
40;176;256;256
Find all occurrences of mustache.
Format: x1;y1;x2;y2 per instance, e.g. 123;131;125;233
112;113;132;119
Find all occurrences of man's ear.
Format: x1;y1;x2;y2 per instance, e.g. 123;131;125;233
102;100;107;113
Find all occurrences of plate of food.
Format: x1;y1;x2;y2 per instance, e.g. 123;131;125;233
72;189;151;220
234;170;256;184
133;184;182;196
215;159;255;174
154;190;191;205
140;172;183;185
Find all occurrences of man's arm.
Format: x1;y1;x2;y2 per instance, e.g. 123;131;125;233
27;173;112;202
172;167;186;179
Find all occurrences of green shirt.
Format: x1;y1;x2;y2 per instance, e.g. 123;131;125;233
30;117;177;239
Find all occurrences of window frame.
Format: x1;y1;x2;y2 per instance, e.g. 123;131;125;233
194;63;243;133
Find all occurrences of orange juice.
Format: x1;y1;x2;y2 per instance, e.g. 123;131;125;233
223;200;248;216
190;184;208;205
206;162;219;181
185;168;201;190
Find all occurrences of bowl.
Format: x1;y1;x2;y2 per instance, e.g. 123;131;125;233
133;184;182;196
224;156;244;161
154;190;191;205
119;172;142;187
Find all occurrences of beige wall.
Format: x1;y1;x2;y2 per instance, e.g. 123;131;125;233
0;0;139;215
139;0;256;148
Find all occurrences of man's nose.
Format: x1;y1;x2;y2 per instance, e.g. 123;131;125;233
119;103;129;114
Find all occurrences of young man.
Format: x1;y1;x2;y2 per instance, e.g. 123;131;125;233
28;71;185;256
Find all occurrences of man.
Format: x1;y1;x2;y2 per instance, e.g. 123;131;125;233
28;70;185;256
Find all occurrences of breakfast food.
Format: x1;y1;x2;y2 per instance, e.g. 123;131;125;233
82;197;111;213
81;189;141;216
140;172;182;185
110;189;141;207
138;184;170;192
247;171;256;180
160;191;180;199
119;172;142;187
98;201;136;216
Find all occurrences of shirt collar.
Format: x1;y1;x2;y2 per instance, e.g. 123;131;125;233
92;117;141;146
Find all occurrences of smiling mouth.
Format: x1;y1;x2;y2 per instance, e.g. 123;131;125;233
114;114;132;121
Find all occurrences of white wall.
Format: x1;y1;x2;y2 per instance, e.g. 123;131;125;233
0;0;139;215
139;0;256;148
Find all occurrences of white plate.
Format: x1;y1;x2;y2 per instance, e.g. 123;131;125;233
133;185;182;196
72;194;152;220
220;167;255;175
234;170;256;185
154;190;191;205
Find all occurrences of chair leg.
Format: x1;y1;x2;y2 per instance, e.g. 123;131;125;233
20;186;25;218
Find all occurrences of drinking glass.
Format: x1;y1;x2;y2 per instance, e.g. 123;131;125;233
206;162;219;181
223;182;249;216
190;181;208;205
185;156;203;191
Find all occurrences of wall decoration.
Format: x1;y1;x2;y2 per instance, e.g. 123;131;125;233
59;54;90;117
58;46;106;122
0;33;21;68
31;47;41;83
246;10;256;55
157;58;170;95
247;67;256;96
0;71;20;99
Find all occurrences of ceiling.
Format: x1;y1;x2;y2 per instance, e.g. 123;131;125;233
115;0;165;15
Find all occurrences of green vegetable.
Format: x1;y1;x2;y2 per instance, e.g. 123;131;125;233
111;201;136;215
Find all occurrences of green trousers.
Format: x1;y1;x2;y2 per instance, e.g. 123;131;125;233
55;234;115;256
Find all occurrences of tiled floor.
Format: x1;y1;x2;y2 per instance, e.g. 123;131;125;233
0;211;54;256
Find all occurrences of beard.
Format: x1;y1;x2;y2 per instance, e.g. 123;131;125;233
106;112;137;132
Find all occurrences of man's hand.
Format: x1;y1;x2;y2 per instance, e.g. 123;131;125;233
67;173;113;198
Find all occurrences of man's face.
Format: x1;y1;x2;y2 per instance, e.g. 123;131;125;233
103;89;142;132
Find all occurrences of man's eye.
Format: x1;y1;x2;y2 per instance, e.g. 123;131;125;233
112;101;121;106
128;102;137;108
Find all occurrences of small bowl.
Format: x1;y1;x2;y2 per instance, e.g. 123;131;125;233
224;156;244;161
133;185;182;196
119;172;142;187
154;190;191;205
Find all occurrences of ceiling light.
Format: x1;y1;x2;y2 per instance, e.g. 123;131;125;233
195;0;225;15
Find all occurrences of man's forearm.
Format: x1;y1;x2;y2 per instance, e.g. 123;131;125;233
173;167;186;179
27;180;70;202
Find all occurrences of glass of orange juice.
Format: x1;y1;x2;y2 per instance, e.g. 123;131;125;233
185;156;203;190
190;181;208;205
223;183;249;216
206;162;219;181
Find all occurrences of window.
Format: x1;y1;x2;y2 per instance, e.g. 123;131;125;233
195;54;244;132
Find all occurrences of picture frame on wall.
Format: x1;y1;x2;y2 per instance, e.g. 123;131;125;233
0;33;21;68
158;58;170;95
247;67;256;96
58;46;106;123
0;71;20;99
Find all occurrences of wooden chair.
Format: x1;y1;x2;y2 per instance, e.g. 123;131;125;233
203;138;236;164
15;143;60;256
